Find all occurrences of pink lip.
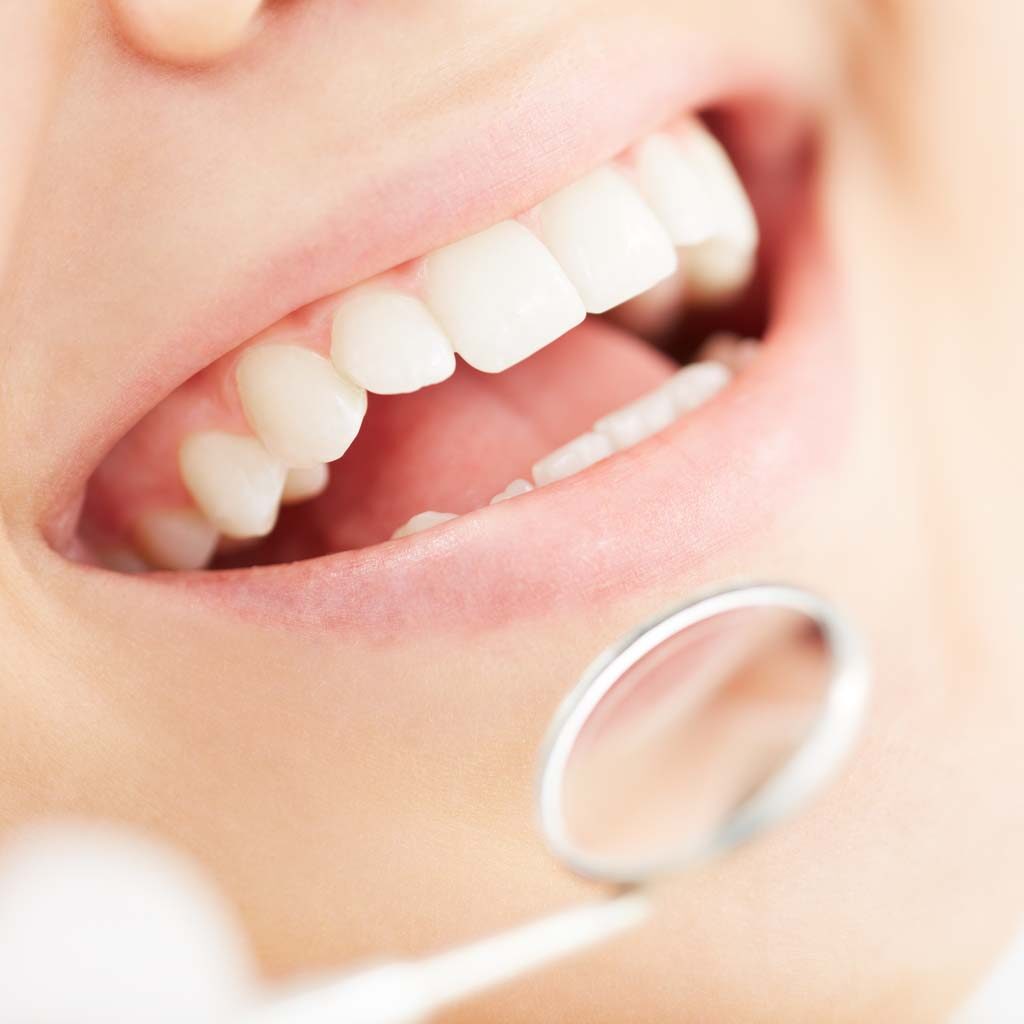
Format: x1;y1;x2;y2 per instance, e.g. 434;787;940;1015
149;220;851;639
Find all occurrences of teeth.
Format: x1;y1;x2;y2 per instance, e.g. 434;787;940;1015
179;432;286;539
236;344;367;468
684;237;756;303
281;463;330;505
490;478;533;505
98;546;151;574
424;220;585;374
698;332;760;373
331;289;456;395
391;510;458;539
538;166;678;314
660;361;732;414
532;432;613;487
133;508;219;571
594;388;676;451
635;132;718;246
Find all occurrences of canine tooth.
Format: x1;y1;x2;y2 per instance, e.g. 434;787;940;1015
281;464;329;505
636;132;718;246
133;508;219;571
683;122;759;251
179;431;286;539
236;344;367;468
391;510;458;539
331;289;455;394
424;221;584;373
684;238;756;302
594;388;676;451
532;432;613;487
660;361;731;414
490;478;533;504
538;166;677;314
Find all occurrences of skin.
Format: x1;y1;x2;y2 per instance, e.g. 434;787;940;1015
1;2;1022;1020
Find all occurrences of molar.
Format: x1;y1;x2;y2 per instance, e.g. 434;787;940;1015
179;431;286;539
532;432;613;487
538;166;678;314
236;344;367;468
424;220;585;373
331;289;455;395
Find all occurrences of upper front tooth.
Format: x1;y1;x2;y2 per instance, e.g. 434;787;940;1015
179;431;286;538
660;361;732;414
236;344;367;467
594;388;676;451
681;122;759;251
331;289;456;394
538;166;678;314
532;431;613;487
635;132;718;246
281;463;329;504
424;220;585;374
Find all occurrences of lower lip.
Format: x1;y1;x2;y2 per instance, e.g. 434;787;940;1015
157;216;851;641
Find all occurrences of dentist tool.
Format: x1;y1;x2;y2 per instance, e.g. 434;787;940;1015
249;583;870;1023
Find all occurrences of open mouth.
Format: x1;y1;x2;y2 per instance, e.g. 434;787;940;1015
70;101;811;570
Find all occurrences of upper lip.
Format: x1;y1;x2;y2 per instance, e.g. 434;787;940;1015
35;28;848;639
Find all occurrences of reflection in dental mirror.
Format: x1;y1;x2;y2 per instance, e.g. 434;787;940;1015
538;585;869;884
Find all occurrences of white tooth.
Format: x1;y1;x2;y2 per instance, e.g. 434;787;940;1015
635;132;718;246
532;432;613;487
132;508;219;571
682;121;759;251
391;510;458;539
236;344;367;468
179;431;286;539
331;289;456;394
698;332;760;373
281;463;329;505
538;166;678;314
424;221;585;373
684;237;756;303
594;387;676;451
660;361;732;415
98;546;151;574
490;478;533;505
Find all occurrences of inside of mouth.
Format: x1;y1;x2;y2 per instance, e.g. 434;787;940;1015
74;102;807;574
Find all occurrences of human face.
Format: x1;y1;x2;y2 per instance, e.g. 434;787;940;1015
1;2;1021;1019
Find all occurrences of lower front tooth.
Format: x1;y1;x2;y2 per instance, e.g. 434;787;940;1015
594;388;676;451
532;432;613;487
236;344;367;468
490;478;533;504
133;508;219;571
179;432;286;539
660;361;732;414
391;510;458;539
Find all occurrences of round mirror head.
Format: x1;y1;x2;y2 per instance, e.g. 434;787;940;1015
537;584;869;885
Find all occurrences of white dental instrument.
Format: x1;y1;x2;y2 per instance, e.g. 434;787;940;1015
249;582;869;1024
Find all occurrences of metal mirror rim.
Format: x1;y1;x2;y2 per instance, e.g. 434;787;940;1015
535;582;870;885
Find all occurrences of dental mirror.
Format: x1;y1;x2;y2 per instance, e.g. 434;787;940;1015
537;583;869;885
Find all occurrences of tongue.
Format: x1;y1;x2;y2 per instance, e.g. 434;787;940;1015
265;319;676;558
